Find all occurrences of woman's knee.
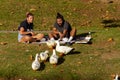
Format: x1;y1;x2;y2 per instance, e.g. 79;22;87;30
26;36;32;40
20;36;32;42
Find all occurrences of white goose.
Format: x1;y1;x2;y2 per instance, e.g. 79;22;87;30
32;53;40;71
55;40;74;55
114;74;119;80
46;40;56;49
40;50;49;62
49;49;58;65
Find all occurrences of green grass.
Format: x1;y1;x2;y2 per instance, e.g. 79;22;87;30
0;27;120;80
0;0;120;80
0;0;119;31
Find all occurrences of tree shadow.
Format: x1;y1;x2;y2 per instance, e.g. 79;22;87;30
101;19;120;28
104;23;120;28
101;19;114;24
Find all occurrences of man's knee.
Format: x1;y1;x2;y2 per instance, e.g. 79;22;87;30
48;32;53;36
72;27;76;32
35;33;44;39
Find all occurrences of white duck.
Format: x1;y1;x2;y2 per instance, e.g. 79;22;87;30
40;50;49;62
55;40;74;55
49;49;58;65
114;74;119;80
32;53;40;71
46;40;56;49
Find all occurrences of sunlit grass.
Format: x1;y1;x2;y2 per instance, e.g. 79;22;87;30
0;0;120;80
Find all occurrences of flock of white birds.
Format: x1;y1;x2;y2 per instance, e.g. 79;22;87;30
32;40;74;71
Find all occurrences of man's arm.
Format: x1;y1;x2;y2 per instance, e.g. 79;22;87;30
59;29;67;39
52;27;59;34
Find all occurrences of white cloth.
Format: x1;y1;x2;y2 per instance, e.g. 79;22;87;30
62;37;69;42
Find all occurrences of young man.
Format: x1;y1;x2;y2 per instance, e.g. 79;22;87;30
49;13;76;44
18;12;44;43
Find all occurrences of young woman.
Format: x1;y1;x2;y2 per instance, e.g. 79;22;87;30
48;13;76;43
18;12;44;43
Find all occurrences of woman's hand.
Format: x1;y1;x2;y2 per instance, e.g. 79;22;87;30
30;32;35;36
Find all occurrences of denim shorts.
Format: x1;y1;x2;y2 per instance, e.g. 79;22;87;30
18;33;24;42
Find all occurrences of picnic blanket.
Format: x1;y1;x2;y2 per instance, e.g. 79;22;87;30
32;35;92;45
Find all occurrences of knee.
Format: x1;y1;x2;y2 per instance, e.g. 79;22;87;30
40;33;44;37
37;33;44;38
25;36;32;41
20;36;32;42
72;27;76;31
48;32;52;36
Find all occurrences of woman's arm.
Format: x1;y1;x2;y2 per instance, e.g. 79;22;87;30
19;27;35;35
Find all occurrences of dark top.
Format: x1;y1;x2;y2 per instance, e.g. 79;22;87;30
18;20;33;31
54;21;72;38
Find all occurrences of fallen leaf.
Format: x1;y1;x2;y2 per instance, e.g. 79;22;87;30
0;23;3;26
60;69;64;72
73;8;77;11
0;42;7;45
29;55;34;61
30;8;36;12
107;38;114;42
11;11;14;14
77;61;82;64
26;49;29;52
89;0;93;3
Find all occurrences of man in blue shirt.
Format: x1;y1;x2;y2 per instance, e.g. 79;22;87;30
18;12;44;43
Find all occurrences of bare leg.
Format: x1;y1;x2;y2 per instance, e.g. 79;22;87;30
48;32;54;39
32;33;44;40
20;36;36;43
67;28;77;43
48;32;59;40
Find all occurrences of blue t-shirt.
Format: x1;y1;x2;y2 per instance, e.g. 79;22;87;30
54;21;72;38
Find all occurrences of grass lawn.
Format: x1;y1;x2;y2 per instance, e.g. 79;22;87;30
1;27;120;80
0;0;120;80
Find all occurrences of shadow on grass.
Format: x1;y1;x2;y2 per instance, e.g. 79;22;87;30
76;32;96;37
57;57;65;65
101;19;120;28
39;62;45;71
104;23;120;27
57;50;81;65
68;51;81;55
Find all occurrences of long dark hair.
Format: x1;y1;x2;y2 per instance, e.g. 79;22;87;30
56;12;64;21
